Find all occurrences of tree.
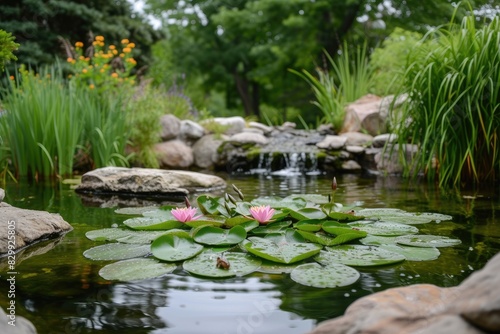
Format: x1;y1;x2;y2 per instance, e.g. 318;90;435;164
0;0;161;71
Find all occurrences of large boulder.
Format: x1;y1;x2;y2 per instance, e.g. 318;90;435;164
210;116;246;135
154;140;194;169
307;252;500;334
0;202;73;254
160;114;181;141
341;94;390;135
75;167;227;197
180;119;205;140
192;134;226;169
0;187;4;203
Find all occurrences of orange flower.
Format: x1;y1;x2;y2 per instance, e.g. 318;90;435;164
109;45;116;50
95;36;104;42
75;41;84;48
127;43;135;48
111;72;118;78
67;57;74;63
9;75;14;80
82;68;88;73
121;39;129;44
89;84;95;89
122;47;131;53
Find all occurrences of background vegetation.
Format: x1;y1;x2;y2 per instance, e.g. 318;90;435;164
0;0;498;185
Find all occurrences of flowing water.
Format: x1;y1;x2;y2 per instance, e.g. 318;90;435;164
1;173;499;334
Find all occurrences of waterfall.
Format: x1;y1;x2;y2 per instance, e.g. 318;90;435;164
249;152;321;176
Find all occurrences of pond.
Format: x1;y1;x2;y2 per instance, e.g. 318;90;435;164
1;173;500;334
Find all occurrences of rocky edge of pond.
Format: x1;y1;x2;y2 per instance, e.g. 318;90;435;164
308;251;500;334
133;94;413;175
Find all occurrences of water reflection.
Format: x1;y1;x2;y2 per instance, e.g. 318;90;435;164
1;174;499;333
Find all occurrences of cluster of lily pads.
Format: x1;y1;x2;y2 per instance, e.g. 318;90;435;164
84;183;461;288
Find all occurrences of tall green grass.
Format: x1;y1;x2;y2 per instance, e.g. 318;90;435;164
397;15;500;186
290;42;372;132
0;65;130;180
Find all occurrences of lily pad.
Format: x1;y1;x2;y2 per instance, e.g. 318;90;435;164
99;258;176;281
378;244;441;261
317;245;406;266
297;230;366;246
224;215;254;227
193;225;247;246
83;243;151;261
294;220;324;232
395;235;462;248
182;252;261;277
114;206;160;215
290;263;360;288
322;203;364;221
251;196;307;211
197;195;224;215
289;208;327;221
356;208;452;225
151;235;204;261
243;236;322;264
347;221;419;236
184;216;225;228
85;228;168;244
251;221;292;235
123;217;186;230
257;261;300;274
359;235;400;246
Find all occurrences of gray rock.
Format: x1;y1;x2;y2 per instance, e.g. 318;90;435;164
345;146;365;154
242;128;264;135
75;167;226;197
341;94;390;135
192;134;226;169
248;121;273;135
316;135;347;150
227;132;269;146
372;133;398;148
160;114;181;141
154;140;194;168
341;160;362;171
374;144;417;174
0;306;37;334
340;132;373;146
211;116;246;135
0;202;73;254
180;120;205;140
0;187;4;203
307;252;500;334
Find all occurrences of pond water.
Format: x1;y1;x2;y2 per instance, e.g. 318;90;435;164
1;173;500;334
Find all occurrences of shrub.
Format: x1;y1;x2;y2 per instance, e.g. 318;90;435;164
0;30;19;72
397;15;500;186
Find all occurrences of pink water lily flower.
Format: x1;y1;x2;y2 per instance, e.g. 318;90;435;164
249;205;275;224
171;207;202;223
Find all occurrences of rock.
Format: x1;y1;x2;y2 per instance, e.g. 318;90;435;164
374;144;417;174
341;94;389;135
249;121;273;135
180;119;205;140
154;140;194;168
0;187;4;203
307;251;500;334
277;121;296;131
75;167;227;197
1;306;37;334
372;133;398;148
341;160;362;171
345;146;365;154
242;127;264;135
192;134;226;169
0;202;73;254
210;116;246;135
339;132;373;146
227;132;269;146
316;135;347;150
317;123;335;135
160;114;181;141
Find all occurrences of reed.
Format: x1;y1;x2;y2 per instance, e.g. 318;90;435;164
397;15;499;186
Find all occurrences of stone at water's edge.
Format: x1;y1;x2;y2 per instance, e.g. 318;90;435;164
75;167;227;197
0;187;4;203
307;252;500;334
0;307;36;334
0;202;73;254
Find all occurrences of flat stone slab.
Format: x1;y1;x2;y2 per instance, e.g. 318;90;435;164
0;202;73;254
75;167;227;198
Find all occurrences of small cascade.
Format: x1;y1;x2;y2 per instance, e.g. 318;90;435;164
249;151;321;176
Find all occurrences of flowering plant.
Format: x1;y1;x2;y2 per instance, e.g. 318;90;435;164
66;35;137;92
249;205;275;224
171;207;202;223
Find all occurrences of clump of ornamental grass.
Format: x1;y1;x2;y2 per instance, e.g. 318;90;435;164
396;14;499;186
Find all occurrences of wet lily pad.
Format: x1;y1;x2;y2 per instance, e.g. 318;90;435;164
182;252;261;277
395;235;462;248
359;235;400;246
317;245;406;266
123;217;186;230
197;195;224;215
243;236;322;264
83;243;151;261
251;221;292;235
289;208;327;220
99;258;176;281
297;230;366;246
193;225;247;246
251;196;307;211
85;228;168;244
378;244;441;261
224;215;254;227
294;220;323;232
290;263;360;288
257;260;300;274
347;221;419;236
151;235;204;261
356;208;452;225
322;203;364;221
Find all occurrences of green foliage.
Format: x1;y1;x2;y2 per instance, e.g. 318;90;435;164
397;15;500;186
0;29;19;72
369;28;423;96
290;43;372;131
0;64;130;180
